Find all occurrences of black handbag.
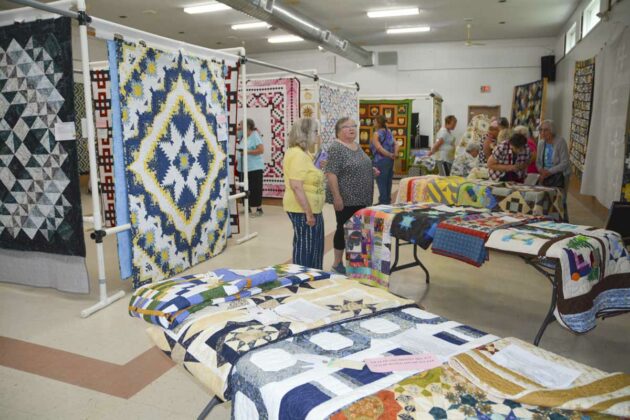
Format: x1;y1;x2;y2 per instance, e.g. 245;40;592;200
542;172;564;188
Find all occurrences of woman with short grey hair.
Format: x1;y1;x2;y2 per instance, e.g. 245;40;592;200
451;142;480;177
282;118;325;269
536;119;570;219
514;125;538;174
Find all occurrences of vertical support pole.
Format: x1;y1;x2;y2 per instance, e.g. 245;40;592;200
241;58;250;238
78;0;124;317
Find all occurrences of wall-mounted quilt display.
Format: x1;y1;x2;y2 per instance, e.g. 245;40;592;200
319;84;358;152
89;69;116;227
111;39;230;288
433;95;443;141
359;99;413;174
225;63;240;234
0;17;89;293
568;58;595;179
624;108;630;202
511;79;547;137
242;78;300;198
300;83;319;120
74;82;90;175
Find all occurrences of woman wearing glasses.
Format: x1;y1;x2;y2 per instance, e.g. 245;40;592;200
325;117;375;274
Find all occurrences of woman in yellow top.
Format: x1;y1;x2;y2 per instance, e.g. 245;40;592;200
282;118;325;269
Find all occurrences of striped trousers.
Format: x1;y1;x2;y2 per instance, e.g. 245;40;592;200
286;212;324;270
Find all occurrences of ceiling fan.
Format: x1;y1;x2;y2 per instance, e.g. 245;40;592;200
465;22;485;47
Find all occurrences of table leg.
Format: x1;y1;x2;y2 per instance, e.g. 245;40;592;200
413;243;430;284
533;263;559;346
197;396;221;420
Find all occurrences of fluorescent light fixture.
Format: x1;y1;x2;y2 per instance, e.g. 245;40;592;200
268;35;304;43
386;26;430;34
231;21;270;30
183;2;230;14
367;8;419;18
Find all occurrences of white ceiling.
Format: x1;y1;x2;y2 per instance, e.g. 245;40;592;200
1;0;580;54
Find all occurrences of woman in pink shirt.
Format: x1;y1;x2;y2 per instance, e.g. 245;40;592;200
514;125;537;173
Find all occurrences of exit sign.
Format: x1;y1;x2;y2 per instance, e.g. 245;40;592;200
481;85;491;93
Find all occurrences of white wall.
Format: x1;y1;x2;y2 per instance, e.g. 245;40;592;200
550;0;630;142
251;38;556;140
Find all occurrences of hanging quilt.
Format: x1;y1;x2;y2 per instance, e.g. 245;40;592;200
225;63;240;234
568;58;595;179
454;113;491;159
89;68;116;227
511;79;546;138
433;95;443;141
0;17;86;257
624;115;630;201
319;84;358;151
243;78;300;198
113;39;230;288
74;82;90;175
359;99;412;173
300;83;319;120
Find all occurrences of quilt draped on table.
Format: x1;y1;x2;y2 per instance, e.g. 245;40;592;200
146;273;415;401
0;17;86;257
243;78;300;198
111;39;230;288
89;69;117;227
319;84;359;151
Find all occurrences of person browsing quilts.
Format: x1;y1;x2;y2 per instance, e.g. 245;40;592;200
450;142;480;177
370;115;397;205
326;117;376;274
428;115;458;175
236;119;264;217
479;120;500;164
536;119;571;220
282;118;325;269
487;132;531;182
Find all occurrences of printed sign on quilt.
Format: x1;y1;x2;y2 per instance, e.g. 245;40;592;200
0;17;86;257
113;39;230;288
511;79;546;137
568;57;595;179
89;69;116;227
319;84;358;151
241;78;300;198
225;64;240;234
359;99;413;173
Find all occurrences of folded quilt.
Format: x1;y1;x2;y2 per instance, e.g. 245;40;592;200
390;206;472;249
450;337;630;417
230;306;498;420
146;276;414;400
130;264;330;330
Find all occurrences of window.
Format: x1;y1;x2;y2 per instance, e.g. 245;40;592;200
565;22;578;54
583;0;601;37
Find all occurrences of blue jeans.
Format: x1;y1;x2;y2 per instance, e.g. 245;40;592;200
286;212;324;269
374;158;394;205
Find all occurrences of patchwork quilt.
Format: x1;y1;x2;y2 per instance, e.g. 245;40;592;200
299;83;319;121
319;84;359;151
433;95;443;141
0;17;86;257
244;78;300;198
390;206;471;250
455;114;491;159
451;337;630;417
511;79;546;138
112;39;229;287
569;57;595;178
147;275;414;400
332;338;628;420
74;82;90;175
230;306;497;419
486;221;630;333
89;69;117;227
225;63;240;234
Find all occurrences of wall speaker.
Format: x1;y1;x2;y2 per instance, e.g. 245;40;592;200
541;55;556;82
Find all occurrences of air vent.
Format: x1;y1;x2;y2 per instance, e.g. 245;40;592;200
321;30;331;42
340;40;348;51
377;51;398;66
260;0;274;13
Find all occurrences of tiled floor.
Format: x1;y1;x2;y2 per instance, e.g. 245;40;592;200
0;182;628;419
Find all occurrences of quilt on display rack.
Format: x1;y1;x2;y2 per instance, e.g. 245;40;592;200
345;203;440;288
569;57;596;179
89;69;116;227
486;221;630;333
225;63;240;234
243;78;300;198
433;95;443;141
300;83;319;120
319;84;359;151
73;82;90;175
625;120;630;201
359;99;413;173
112;39;230;288
454;114;491;159
511;79;546;138
145;273;415;401
332;337;629;419
230;305;498;419
0;17;86;258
